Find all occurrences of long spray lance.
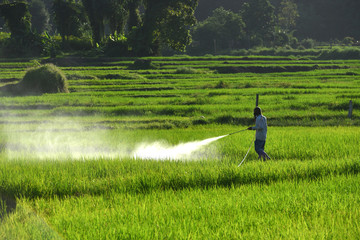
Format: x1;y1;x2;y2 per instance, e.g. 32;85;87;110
223;128;254;167
227;129;248;136
238;136;255;167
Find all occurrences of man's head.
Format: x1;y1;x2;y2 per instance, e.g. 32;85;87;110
254;106;262;118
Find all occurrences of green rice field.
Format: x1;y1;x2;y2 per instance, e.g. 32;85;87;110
0;56;359;239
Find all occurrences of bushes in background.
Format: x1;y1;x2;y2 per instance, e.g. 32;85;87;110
318;47;360;60
227;46;360;59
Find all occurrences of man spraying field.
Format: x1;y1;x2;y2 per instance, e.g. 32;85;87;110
247;107;271;161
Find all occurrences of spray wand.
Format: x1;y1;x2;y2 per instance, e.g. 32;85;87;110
227;128;248;136
224;128;254;167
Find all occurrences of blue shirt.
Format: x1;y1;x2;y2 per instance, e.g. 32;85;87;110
251;115;267;141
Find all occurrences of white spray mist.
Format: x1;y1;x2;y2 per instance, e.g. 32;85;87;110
132;135;227;160
3;119;129;160
2;117;226;160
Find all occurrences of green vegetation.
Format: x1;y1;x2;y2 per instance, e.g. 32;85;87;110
17;64;69;95
0;56;359;238
1;0;359;57
0;56;358;127
25;174;360;239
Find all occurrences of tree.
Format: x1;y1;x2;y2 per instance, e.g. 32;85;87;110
0;2;31;39
82;0;129;45
127;0;142;30
53;0;85;42
0;2;45;56
81;0;107;44
29;0;50;34
191;7;245;54
194;0;246;21
131;0;198;56
277;0;298;33
107;0;129;35
159;1;198;52
241;0;275;47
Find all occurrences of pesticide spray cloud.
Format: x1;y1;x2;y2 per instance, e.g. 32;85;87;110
2;119;129;160
132;135;227;160
1;118;226;161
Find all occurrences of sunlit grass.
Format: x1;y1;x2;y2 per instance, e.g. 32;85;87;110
2;174;358;239
1;126;359;198
0;56;359;238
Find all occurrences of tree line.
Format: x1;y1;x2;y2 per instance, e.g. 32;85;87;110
190;0;359;54
0;0;198;57
0;0;359;57
195;0;360;41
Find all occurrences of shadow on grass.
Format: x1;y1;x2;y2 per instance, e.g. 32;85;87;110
0;193;17;221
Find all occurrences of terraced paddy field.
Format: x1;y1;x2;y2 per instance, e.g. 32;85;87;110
0;56;359;239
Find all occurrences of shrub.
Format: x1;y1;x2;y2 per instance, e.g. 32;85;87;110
214;114;236;124
300;38;316;49
1;33;45;57
130;59;158;69
0;32;10;48
342;37;355;46
229;49;248;56
61;36;93;51
244;82;253;88
249;47;276;56
103;33;129;57
318;47;360;60
215;80;229;88
18;64;69;94
175;67;199;74
192;117;208;125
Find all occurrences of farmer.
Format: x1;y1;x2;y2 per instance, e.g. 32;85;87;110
247;106;271;161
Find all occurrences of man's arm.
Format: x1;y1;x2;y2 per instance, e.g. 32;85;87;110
248;117;263;130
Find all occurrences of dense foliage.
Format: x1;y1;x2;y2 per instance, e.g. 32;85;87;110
191;7;245;54
29;0;50;34
195;0;360;41
190;0;359;54
0;2;45;56
0;0;359;57
52;0;86;42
